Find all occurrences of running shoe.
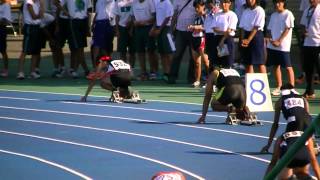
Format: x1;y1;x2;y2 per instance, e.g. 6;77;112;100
271;88;281;96
192;81;201;88
16;72;25;80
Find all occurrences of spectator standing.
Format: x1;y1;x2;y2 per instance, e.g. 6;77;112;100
239;0;266;73
149;0;175;78
266;0;295;96
91;0;115;69
40;0;63;78
132;0;158;80
188;0;209;88
167;0;196;84
17;0;44;80
0;0;11;77
204;0;221;72
211;0;238;68
300;0;320;99
113;0;135;69
60;0;91;78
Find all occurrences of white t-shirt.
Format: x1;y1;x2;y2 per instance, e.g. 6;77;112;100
212;10;238;36
173;0;195;31
267;9;294;52
113;0;133;27
132;0;155;23
154;0;173;27
0;2;12;22
95;0;113;21
23;0;41;25
61;0;92;19
301;4;320;47
239;6;265;31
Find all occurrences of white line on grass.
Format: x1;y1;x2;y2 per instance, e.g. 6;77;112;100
0;105;272;139
0;130;205;180
0;116;270;163
0;149;92;180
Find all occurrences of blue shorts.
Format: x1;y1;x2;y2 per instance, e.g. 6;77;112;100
0;25;7;53
92;20;114;52
241;30;265;65
266;49;292;68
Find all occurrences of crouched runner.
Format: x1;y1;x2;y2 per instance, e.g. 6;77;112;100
81;55;135;102
197;68;253;124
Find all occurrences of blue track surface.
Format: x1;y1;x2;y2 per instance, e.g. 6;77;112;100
0;89;318;180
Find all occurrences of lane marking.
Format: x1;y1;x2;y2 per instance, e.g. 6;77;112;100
0;116;270;163
0;95;284;125
0;96;40;101
0;88;318;116
0;130;205;180
0;149;92;180
0;105;272;139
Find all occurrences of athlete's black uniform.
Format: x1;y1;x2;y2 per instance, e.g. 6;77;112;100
215;68;246;109
105;59;131;89
279;89;312;168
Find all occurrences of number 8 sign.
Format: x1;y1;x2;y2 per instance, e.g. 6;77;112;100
246;73;274;112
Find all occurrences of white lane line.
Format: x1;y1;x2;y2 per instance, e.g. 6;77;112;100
0;96;40;101
0;116;270;163
0;130;205;180
0;88;318;116
0;149;92;180
0;95;283;125
0;105;271;139
62;101;226;118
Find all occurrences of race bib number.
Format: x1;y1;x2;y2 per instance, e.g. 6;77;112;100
284;98;304;109
220;69;240;77
246;73;273;112
111;60;130;71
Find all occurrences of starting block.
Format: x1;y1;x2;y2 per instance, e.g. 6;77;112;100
225;112;263;126
109;90;146;104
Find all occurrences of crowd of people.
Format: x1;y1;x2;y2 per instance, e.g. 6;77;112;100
0;0;319;99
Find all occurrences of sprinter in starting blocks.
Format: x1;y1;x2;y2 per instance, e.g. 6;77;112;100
197;68;261;125
81;55;146;103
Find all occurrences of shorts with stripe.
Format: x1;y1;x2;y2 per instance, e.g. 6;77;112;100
22;24;42;55
191;36;205;53
0;25;7;53
241;30;265;65
68;18;88;50
157;26;175;54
